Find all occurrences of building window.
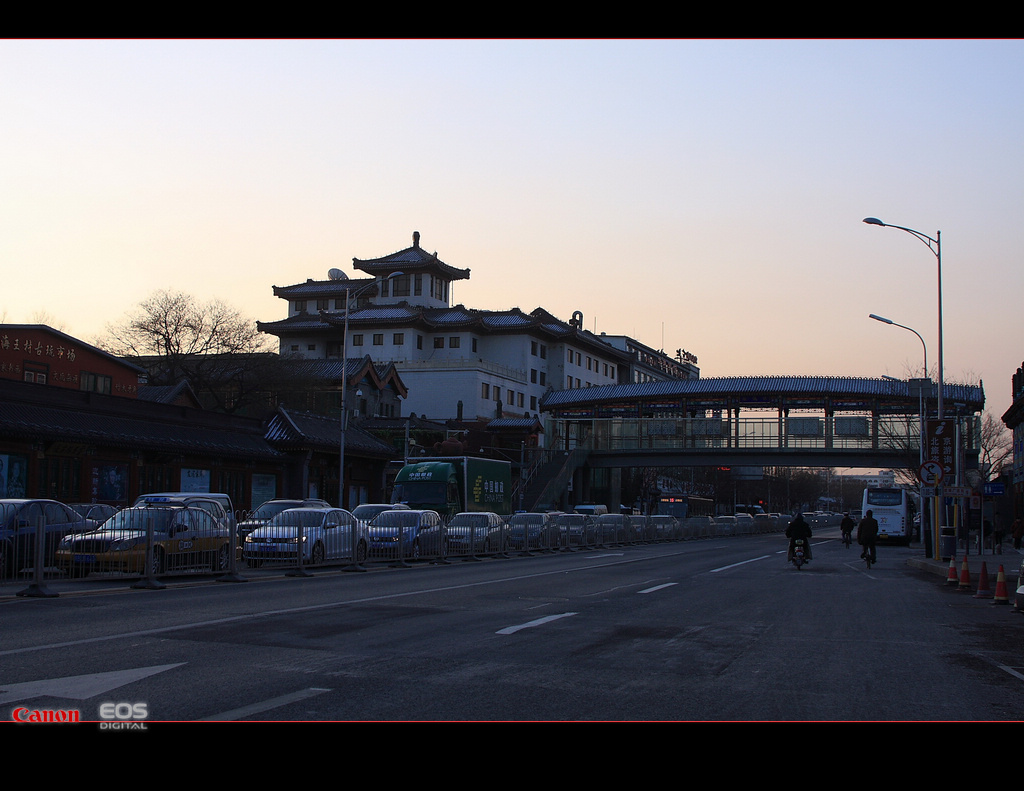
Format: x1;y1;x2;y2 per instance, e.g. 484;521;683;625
307;344;317;351
539;372;546;386
433;337;444;349
414;274;422;296
540;345;546;359
482;383;489;399
393;333;404;345
290;344;299;352
392;275;411;297
293;300;306;313
81;371;112;394
317;299;329;311
417;335;423;350
373;334;384;346
531;369;537;384
568;376;573;388
352;334;364;347
518;392;524;408
530;396;537;410
449;337;460;348
531;341;538;356
472;337;477;352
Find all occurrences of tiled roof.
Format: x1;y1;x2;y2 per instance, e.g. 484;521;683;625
272;277;376;298
352;232;470;281
264;408;396;457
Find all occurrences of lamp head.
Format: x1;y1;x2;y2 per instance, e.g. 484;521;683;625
863;217;886;226
869;313;893;324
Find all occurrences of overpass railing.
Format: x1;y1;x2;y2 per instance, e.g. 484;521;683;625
550;414;979;454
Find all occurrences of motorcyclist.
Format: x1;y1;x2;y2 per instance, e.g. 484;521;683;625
786;512;812;562
840;512;855;546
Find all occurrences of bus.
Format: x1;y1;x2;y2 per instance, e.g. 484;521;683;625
658;495;715;519
861;488;914;545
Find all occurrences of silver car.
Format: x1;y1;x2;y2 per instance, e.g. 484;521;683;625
243;507;365;568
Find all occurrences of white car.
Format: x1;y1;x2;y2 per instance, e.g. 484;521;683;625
243;507;365;568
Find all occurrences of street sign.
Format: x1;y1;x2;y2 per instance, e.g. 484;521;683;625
983;482;1005;496
926;419;956;475
944;486;972;498
918;460;943;485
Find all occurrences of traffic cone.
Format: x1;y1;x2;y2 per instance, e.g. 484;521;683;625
992;565;1010;605
946;555;959;585
958;557;972;591
974;562;993;599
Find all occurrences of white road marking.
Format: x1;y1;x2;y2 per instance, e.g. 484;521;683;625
0;664;184;704
199;687;332;721
638;582;678;594
497;612;577;635
710;555;771;573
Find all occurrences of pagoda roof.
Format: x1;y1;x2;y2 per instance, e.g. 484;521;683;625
352;231;470;281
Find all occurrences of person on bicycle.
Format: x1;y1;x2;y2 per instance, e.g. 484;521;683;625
840;512;855;546
786;512;812;562
858;509;879;564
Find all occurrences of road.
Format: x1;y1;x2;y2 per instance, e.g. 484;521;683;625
3;529;1023;722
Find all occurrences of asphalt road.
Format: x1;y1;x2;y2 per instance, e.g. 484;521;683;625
3;530;1023;723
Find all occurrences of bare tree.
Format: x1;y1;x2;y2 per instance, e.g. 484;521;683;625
978;411;1012;480
100;289;286;414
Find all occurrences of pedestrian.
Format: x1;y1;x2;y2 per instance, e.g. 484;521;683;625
858;509;879;564
1012;517;1023;551
993;515;1005;554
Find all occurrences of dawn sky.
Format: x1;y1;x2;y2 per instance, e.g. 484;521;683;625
3;39;1022;419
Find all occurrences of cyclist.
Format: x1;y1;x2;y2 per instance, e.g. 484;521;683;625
857;509;879;564
840;512;855;547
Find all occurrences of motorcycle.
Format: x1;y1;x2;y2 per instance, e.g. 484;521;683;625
790;538;807;569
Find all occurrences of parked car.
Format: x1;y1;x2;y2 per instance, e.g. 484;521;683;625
715;515;738;535
649;515;679;540
1;499;104;577
444;511;505;555
55;504;230;576
366;509;442;560
507;512;559;550
734;513;755;533
352;503;407;530
594;513;631;544
69;503;118;523
133;493;235;534
237;498;331;543
243;507;364;568
554;512;596;546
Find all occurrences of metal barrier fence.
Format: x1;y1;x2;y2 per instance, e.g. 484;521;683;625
2;502;797;593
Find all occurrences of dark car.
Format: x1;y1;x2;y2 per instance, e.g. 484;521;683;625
444;511;506;555
69;503;119;523
367;509;442;560
553;513;596;547
1;499;104;578
507;512;559;550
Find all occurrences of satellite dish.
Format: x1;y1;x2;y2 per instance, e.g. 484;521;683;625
328;268;348;281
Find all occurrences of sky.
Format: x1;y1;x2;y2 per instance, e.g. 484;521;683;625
3;39;1022;420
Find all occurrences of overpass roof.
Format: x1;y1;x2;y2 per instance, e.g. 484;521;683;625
540;375;985;415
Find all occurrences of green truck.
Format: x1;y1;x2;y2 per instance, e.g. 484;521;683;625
390;457;513;520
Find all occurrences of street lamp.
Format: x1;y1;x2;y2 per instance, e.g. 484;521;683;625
872;315;932;556
862;217;943;419
868;313;928;379
335;271;403;508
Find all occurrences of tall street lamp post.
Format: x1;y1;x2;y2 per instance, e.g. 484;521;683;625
862;218;943;419
334;271;403;509
871;314;932;556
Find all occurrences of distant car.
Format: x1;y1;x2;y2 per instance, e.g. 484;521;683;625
573;504;609;517
1;499;103;577
55;504;230;576
507;512;559;550
444;512;506;555
553;513;596;547
133;493;235;534
69;503;118;523
243;507;364;568
352;503;407;530
237;498;331;543
715;515;738;535
367;509;442;560
649;515;679;540
734;513;755;533
594;513;630;544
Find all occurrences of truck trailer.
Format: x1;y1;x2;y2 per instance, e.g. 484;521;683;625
390;457;513;520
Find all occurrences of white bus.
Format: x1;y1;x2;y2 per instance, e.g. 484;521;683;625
861;488;914;545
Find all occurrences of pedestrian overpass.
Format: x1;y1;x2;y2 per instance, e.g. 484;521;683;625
526;375;984;510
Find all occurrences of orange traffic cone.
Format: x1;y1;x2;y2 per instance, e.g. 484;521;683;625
993;565;1010;605
958;557;972;592
947;555;959;585
974;562;993;599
